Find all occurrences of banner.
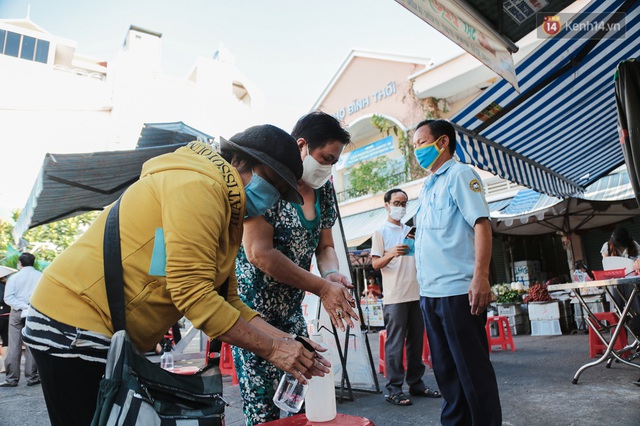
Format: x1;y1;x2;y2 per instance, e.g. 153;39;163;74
395;0;519;91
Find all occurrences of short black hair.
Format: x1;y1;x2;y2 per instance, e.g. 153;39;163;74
383;188;407;203
415;119;456;154
19;252;35;267
291;111;351;149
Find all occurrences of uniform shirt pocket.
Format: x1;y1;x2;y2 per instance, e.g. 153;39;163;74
426;193;454;230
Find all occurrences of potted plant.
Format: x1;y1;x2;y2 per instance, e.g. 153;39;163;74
491;283;528;334
492;283;523;305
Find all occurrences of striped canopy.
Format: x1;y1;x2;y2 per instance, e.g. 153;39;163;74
452;0;640;198
488;167;639;235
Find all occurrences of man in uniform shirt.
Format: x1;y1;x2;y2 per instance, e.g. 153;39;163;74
413;119;501;425
371;188;440;406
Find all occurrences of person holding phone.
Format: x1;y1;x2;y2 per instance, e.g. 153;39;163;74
371;188;440;406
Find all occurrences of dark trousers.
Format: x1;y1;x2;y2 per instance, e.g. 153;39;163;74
31;348;105;426
420;295;502;426
383;301;427;395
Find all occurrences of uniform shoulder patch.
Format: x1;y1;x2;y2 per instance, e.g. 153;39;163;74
469;179;482;192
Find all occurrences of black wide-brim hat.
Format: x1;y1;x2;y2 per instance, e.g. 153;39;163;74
221;124;304;205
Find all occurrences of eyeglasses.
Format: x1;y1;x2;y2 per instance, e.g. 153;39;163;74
390;201;407;207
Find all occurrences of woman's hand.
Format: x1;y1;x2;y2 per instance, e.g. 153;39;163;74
323;271;354;289
265;336;330;384
319;281;358;331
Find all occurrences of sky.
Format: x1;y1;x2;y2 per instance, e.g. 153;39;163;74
0;0;462;216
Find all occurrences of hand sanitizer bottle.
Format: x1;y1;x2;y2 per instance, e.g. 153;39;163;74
273;372;308;413
160;341;174;371
304;326;337;422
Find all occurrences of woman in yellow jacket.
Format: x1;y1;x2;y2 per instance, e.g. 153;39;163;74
23;125;329;426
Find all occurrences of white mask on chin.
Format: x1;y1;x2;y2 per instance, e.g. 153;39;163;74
301;146;333;189
389;206;406;221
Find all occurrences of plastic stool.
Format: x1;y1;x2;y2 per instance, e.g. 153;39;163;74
379;329;432;377
263;413;374;425
485;315;515;352
588;312;628;358
378;330;387;375
422;330;432;369
206;340;239;385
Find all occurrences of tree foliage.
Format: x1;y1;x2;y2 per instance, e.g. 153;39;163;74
0;210;100;267
347;155;405;197
370;115;429;181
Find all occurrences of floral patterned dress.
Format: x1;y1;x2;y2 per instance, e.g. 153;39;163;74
232;181;337;425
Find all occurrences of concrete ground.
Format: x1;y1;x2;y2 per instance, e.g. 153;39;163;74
1;331;639;426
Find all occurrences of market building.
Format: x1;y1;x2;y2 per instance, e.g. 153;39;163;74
312;43;640;294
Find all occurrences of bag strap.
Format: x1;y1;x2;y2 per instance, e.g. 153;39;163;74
104;197;127;332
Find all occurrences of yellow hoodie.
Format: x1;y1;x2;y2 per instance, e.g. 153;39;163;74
30;142;259;351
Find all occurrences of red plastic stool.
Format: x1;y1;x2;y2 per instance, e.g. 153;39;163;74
263;413;374;425
588;312;628;358
485;315;515;352
206;340;239;385
379;329;432;377
422;330;432;369
378;330;387;375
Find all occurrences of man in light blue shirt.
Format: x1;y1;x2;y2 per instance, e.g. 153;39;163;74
413;119;501;425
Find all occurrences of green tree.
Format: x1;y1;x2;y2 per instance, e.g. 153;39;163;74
0;210;99;267
347;156;405;197
370;115;429;181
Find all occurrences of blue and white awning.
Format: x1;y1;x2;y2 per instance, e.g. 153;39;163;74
452;0;640;198
489;167;640;235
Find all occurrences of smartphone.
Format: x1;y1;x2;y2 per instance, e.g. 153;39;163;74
405;227;416;239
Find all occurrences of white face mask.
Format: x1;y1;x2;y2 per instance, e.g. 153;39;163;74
301;146;333;189
389;206;406;221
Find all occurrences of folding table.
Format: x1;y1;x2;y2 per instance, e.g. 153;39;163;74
547;277;640;384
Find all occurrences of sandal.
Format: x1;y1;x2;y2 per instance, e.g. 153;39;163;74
410;388;441;398
386;392;413;406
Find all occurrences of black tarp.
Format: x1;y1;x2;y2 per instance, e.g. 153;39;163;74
615;59;640;206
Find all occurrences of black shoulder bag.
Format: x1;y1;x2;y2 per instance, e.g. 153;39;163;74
91;198;226;426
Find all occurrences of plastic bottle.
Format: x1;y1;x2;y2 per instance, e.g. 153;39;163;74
304;329;336;422
160;341;174;371
273;372;308;413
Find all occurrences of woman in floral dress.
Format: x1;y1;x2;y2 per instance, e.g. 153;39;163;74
233;112;356;425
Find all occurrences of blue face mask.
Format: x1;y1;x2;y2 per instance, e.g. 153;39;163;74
244;172;281;217
414;135;445;170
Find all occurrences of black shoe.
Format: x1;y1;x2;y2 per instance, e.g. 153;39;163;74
26;380;41;387
0;381;18;387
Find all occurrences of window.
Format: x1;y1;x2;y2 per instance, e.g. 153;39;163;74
5;31;20;57
0;31;50;64
35;39;49;63
20;35;35;60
